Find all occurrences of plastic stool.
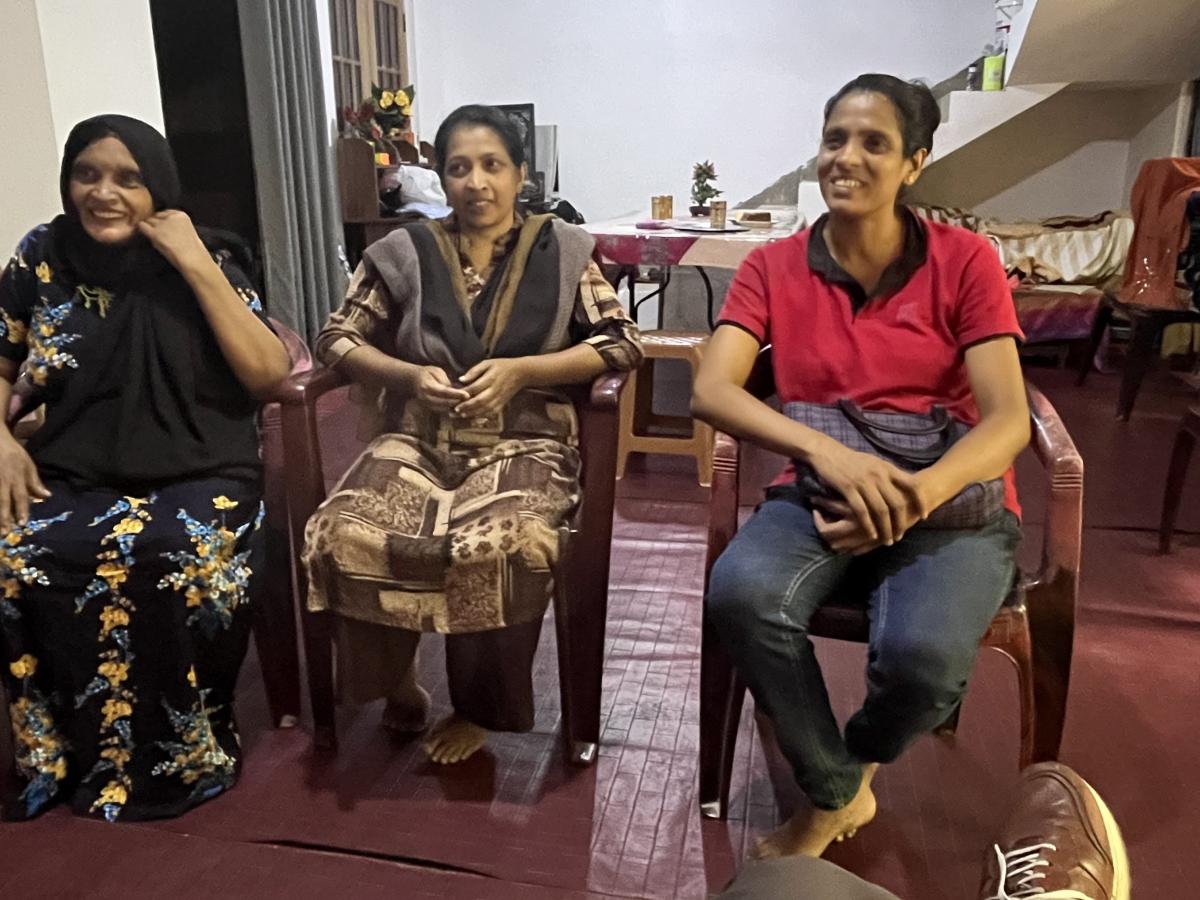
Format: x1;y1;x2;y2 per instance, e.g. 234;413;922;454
617;331;713;486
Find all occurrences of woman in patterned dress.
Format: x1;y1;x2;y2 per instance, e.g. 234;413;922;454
303;105;642;764
0;115;290;821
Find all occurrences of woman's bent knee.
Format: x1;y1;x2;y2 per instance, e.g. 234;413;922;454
871;640;974;708
706;549;770;631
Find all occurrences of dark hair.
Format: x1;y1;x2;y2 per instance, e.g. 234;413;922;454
823;74;941;157
433;104;525;177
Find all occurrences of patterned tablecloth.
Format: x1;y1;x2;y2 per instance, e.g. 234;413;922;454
583;206;804;270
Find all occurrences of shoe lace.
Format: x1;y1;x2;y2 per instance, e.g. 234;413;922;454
983;843;1095;900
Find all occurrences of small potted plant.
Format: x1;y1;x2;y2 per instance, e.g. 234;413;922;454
690;160;722;216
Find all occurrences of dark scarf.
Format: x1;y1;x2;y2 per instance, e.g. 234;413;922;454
406;215;561;373
27;115;262;491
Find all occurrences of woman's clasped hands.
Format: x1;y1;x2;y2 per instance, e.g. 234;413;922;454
805;437;942;555
408;357;530;421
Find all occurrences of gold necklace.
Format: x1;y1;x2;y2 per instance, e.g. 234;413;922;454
78;284;114;318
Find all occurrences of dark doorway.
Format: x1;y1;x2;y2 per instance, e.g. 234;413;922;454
148;0;260;259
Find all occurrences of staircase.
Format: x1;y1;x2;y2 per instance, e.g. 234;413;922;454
930;0;1200;165
931;83;1067;166
1007;0;1200;86
760;0;1200;224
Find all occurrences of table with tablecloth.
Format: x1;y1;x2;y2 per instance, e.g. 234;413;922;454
584;207;802;328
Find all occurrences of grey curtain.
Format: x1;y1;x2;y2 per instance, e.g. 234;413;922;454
237;0;347;342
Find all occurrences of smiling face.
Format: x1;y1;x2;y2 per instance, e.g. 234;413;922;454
817;91;927;220
67;136;156;244
441;124;525;233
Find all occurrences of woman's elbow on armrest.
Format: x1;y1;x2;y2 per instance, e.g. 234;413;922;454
246;347;295;401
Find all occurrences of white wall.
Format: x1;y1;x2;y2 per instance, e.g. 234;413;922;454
0;0;162;251
408;1;994;221
35;0;163;151
0;0;60;252
1124;84;1190;196
973;140;1130;220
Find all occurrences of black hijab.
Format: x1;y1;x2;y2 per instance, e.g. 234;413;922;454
52;115;181;290
28;115;264;491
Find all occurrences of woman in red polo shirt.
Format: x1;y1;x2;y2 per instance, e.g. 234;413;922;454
694;74;1029;859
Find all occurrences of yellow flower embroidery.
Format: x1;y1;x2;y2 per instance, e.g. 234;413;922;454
98;661;129;687
49;757;68;780
379;90;395;109
1;308;27;345
99;606;130;635
394;89;409;107
185;584;204;608
9;653;37;678
213;496;239;511
187;666;198;687
6;531;22;546
398;103;412;118
125;496;149;508
100;747;131;767
96;561;128;588
35;262;52;283
97;781;128;806
112;517;145;536
101;698;133;727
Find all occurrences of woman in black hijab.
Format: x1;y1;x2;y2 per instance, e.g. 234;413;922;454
0;115;290;821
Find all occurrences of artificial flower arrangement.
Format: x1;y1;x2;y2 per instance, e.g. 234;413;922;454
341;83;416;153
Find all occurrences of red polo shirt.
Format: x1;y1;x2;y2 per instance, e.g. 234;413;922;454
718;213;1024;516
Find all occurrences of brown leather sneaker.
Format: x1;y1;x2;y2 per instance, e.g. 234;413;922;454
978;762;1129;900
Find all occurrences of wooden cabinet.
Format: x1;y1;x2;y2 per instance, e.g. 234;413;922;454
336;137;425;265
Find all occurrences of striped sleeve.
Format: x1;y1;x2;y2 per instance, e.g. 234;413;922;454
313;262;396;367
570;259;643;371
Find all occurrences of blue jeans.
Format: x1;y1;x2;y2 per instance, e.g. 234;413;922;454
706;490;1021;810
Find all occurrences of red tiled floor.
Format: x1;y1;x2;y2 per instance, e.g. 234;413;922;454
2;367;1199;898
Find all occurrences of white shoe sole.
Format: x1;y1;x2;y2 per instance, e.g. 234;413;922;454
1084;779;1130;900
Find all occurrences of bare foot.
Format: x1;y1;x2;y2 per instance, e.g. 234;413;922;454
422;714;488;764
381;683;431;734
752;763;880;859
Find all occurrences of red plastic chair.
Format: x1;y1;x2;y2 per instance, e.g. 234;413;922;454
271;366;627;763
697;349;1083;819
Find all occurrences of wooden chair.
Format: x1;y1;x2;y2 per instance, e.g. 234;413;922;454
697;349;1083;819
273;367;627;763
1158;404;1200;553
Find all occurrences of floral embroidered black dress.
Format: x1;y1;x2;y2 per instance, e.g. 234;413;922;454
0;220;268;822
